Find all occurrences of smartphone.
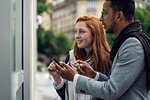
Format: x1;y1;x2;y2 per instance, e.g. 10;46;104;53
51;57;64;68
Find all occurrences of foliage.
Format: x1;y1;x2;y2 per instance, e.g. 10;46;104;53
37;25;73;58
37;25;55;56
37;0;49;15
106;34;116;49
53;33;73;56
134;6;150;37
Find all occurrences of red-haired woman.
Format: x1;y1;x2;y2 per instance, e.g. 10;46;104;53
48;15;111;100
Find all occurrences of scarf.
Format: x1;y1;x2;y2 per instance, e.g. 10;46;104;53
110;20;150;90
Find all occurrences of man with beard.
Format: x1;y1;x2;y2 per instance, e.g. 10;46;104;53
54;0;150;99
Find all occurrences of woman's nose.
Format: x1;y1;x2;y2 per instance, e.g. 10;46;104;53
75;32;80;38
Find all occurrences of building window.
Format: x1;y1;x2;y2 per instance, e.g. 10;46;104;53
87;1;96;12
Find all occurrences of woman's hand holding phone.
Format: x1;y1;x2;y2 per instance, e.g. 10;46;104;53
51;57;64;68
47;59;62;85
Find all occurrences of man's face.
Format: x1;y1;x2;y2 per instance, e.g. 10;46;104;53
100;1;116;34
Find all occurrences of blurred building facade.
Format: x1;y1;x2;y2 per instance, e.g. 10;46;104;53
51;0;104;39
37;0;53;31
50;0;150;39
41;12;52;30
135;0;150;7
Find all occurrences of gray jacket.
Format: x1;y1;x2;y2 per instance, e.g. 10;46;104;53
75;37;150;100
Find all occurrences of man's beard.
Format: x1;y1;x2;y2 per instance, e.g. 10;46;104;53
106;15;116;34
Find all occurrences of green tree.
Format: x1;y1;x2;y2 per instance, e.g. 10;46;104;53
106;34;116;48
37;25;55;56
37;0;50;15
37;26;73;57
135;6;150;37
53;33;73;56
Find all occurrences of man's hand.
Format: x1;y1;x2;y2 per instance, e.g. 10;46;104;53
55;62;76;81
75;60;97;79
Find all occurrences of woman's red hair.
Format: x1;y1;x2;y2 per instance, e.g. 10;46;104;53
73;15;111;75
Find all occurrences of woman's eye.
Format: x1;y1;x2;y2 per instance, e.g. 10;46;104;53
79;30;85;34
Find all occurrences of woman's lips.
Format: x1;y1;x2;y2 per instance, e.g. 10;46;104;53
76;40;83;44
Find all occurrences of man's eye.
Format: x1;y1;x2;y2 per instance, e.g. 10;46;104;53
101;11;108;17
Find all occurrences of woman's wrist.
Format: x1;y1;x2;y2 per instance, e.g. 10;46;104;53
53;75;62;86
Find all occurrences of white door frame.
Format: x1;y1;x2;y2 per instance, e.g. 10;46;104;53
0;0;36;100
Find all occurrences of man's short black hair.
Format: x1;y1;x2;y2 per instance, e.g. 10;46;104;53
106;0;135;21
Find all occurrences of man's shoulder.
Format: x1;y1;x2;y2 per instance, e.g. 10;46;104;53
124;37;141;45
117;37;144;59
120;37;142;50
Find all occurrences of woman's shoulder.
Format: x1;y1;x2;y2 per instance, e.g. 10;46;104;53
69;49;73;54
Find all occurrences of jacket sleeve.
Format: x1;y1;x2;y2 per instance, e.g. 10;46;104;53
75;38;145;100
55;54;70;100
56;83;65;100
97;72;108;81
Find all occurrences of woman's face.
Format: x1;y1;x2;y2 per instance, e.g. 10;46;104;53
75;21;93;52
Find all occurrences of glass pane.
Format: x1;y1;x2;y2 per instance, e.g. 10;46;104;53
13;0;16;71
16;83;24;100
15;0;23;72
